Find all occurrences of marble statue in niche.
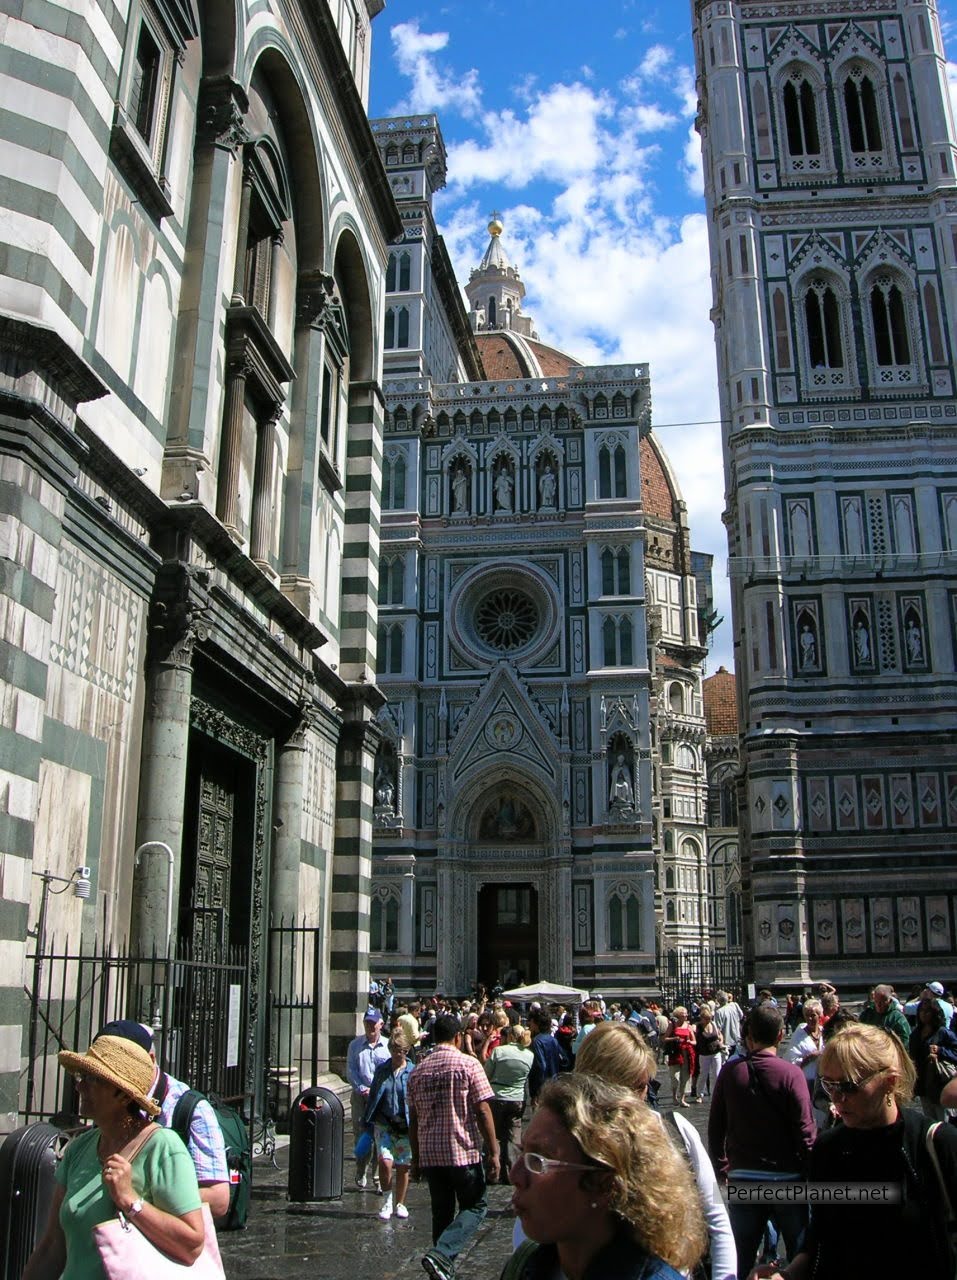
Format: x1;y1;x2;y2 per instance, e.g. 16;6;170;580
494;461;514;512
451;463;469;514
608;754;635;808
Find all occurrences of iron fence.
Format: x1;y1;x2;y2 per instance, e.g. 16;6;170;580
22;933;248;1125
264;918;323;1128
657;945;746;1012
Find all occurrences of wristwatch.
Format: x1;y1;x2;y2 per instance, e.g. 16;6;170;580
127;1199;144;1217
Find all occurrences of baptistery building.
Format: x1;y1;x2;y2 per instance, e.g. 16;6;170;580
368;117;718;996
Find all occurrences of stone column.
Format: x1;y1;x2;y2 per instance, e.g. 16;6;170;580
216;352;249;537
328;694;382;1070
271;716;308;926
231;162;253;305
250;411;278;569
131;565;210;954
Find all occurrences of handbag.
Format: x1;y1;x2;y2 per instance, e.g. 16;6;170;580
925;1054;957;1104
924;1123;957;1279
95;1203;225;1280
93;1126;226;1280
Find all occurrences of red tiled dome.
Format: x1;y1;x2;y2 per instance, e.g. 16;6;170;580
703;666;737;735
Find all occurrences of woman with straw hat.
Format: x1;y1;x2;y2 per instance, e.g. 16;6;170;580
23;1034;205;1280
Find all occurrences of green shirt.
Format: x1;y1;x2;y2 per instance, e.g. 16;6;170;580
485;1044;534;1102
55;1125;201;1280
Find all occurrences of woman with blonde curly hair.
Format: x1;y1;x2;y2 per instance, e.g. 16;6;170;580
505;1073;707;1280
575;1021;735;1280
754;1023;957;1280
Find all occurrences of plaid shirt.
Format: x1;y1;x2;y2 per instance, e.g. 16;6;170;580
157;1073;229;1185
408;1045;493;1167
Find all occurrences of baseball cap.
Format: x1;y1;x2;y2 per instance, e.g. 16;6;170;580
927;981;945;996
94;1019;154;1054
363;1007;383;1022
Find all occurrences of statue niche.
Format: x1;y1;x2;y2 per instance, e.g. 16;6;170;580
607;734;636;814
374;742;400;826
478;792;536;840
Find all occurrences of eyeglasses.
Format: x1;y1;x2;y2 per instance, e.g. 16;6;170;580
819;1071;881;1098
514;1149;604;1176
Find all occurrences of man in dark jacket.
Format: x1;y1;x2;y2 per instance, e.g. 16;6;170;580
708;1002;816;1279
527;1008;565;1101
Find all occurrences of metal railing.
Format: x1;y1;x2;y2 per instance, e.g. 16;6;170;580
657;945;746;1012
264;918;324;1127
22;933;248;1125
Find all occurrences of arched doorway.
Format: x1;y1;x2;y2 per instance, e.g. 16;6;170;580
476;883;538;990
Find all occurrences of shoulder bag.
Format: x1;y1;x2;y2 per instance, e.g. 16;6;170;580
924;1122;957;1280
93;1128;226;1280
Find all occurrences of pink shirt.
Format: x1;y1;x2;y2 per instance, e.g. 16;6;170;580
408;1045;493;1167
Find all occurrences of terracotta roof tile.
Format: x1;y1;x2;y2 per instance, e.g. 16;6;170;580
641;435;676;521
703;667;737;735
475;333;530;379
525;339;579;377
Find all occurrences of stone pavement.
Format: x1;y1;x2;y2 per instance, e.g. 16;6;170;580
217;1073;712;1280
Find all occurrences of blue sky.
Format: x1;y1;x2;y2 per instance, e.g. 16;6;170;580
369;1;957;674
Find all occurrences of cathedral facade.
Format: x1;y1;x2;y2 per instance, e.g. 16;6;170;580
0;0;395;1127
694;0;957;984
369;117;716;997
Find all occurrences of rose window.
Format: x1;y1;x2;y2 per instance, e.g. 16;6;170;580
474;588;539;651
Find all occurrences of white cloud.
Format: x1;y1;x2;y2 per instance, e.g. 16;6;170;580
447;83;614;189
387;21;482;119
640;44;674;79
384;16;731;664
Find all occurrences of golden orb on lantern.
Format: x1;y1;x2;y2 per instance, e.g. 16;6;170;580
488;216;504;237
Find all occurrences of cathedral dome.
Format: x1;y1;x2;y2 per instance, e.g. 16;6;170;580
703;667;737;735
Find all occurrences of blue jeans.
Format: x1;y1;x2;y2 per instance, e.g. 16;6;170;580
424;1163;488;1260
728;1202;806;1279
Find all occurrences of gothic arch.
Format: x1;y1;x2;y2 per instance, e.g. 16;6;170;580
448;765;558;845
331;223;375;382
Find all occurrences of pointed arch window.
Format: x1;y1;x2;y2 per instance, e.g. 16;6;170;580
609;889;641;950
385;306;410;350
382;451;407;510
488;297;497;327
783;76;820;157
870;277;911;366
598;442;627;499
380;554;405;606
804;280;844;369
601;546;631;595
386;250;411;293
602;615;633;667
371;895;399;951
843;71;882;152
376;623;403;674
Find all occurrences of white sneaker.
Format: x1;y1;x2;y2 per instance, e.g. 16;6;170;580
355;1173;368;1189
395;1203;409;1219
378;1193;394;1220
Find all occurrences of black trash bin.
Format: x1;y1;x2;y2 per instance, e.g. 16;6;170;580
288;1087;344;1202
0;1123;63;1280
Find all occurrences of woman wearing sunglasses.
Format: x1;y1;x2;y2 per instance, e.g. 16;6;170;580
752;1023;957;1279
505;1073;706;1280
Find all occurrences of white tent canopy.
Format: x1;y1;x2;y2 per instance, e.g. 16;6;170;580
501;980;590;1004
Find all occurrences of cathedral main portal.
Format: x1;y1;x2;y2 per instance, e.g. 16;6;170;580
476;883;538;990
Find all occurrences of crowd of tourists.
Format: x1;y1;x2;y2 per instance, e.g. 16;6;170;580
348;979;957;1280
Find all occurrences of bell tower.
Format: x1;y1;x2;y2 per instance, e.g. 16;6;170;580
694;0;957;985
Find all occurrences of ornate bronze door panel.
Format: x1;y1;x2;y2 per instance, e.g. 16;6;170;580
193;761;234;952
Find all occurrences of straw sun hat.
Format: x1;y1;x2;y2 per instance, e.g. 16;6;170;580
58;1035;160;1117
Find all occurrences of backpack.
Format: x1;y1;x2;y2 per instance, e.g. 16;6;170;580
171;1089;251;1230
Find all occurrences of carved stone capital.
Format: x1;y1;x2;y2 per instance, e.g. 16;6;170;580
148;561;211;665
197;75;250;153
296;270;340;330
